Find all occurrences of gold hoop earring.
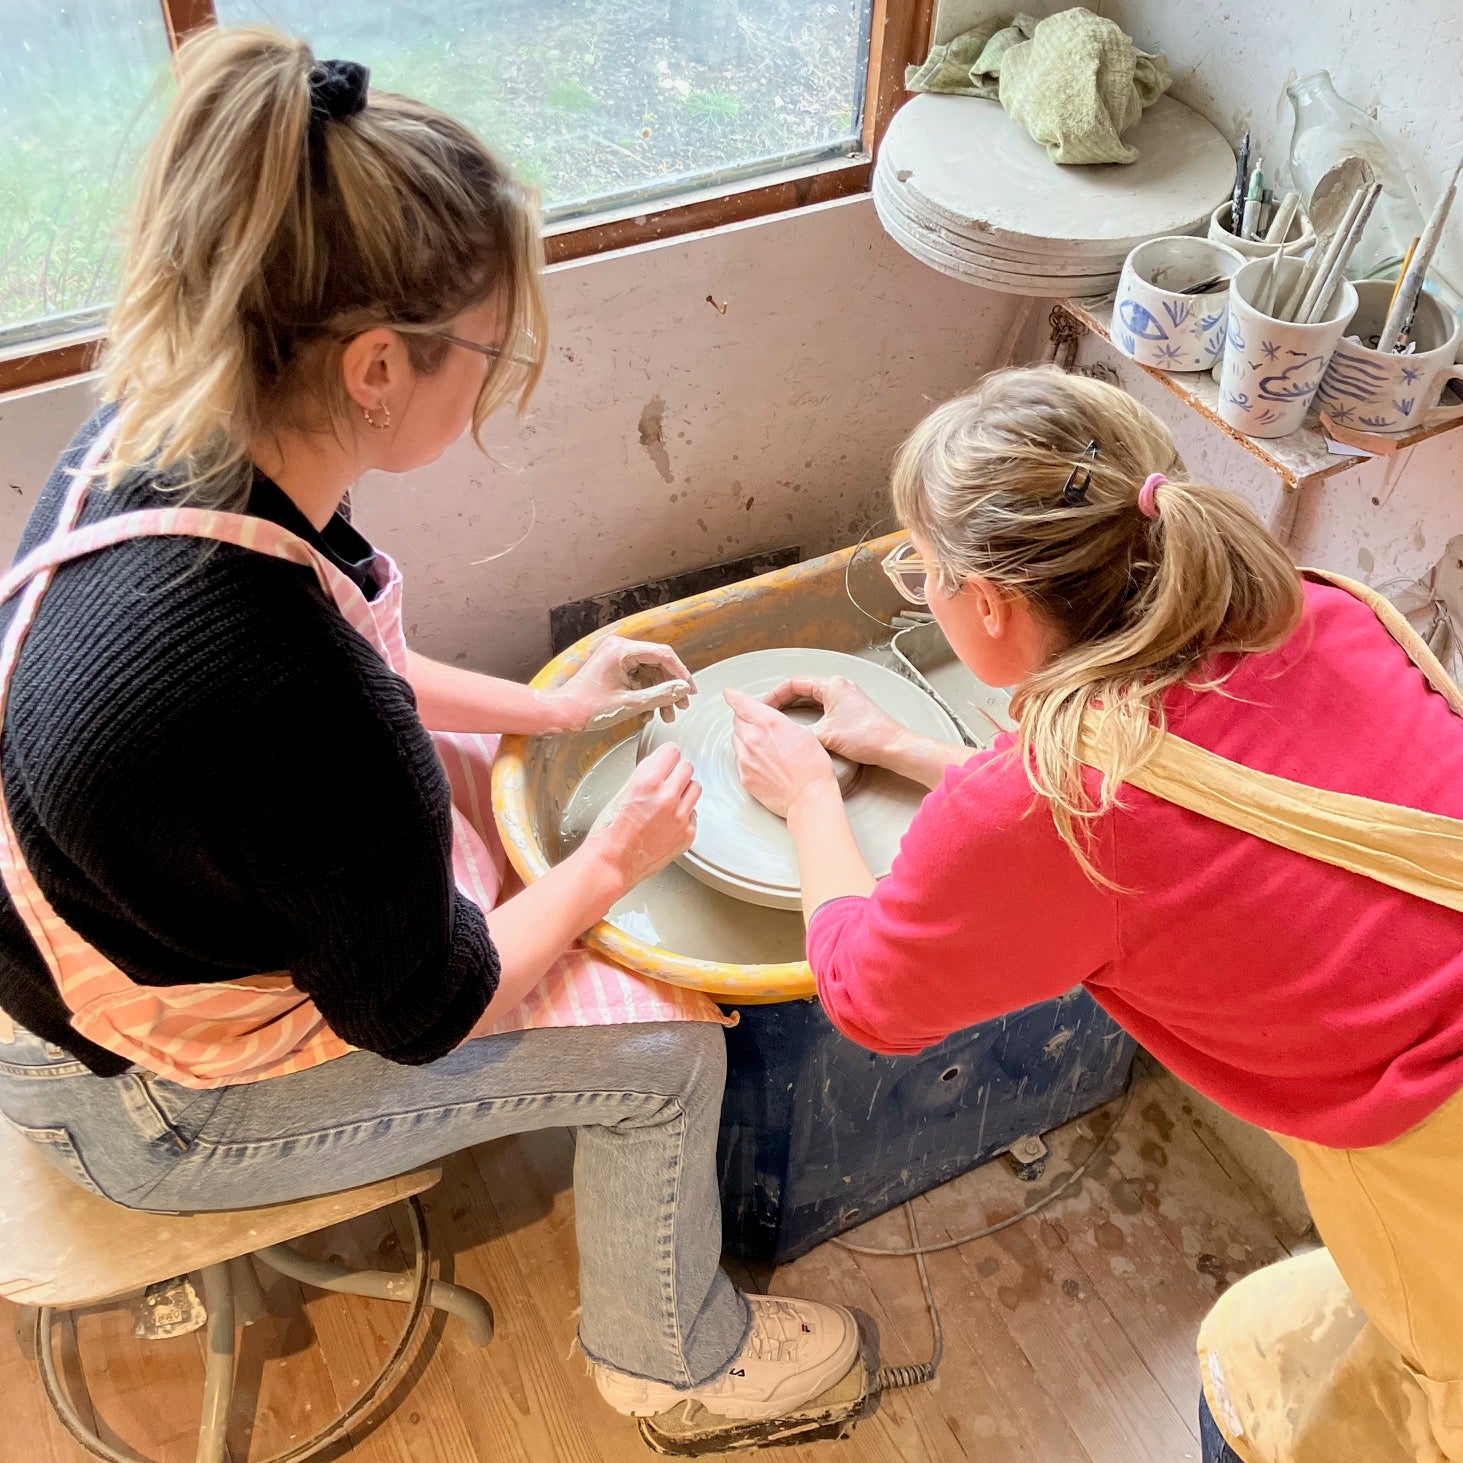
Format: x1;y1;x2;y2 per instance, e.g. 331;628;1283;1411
362;402;392;431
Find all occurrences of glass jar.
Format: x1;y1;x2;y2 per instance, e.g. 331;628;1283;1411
1287;70;1425;282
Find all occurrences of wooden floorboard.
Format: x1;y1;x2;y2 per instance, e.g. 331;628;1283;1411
0;1064;1289;1463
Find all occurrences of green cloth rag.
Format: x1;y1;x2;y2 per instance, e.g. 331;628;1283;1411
905;7;1172;166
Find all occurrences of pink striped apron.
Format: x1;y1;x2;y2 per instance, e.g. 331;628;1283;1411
0;423;724;1089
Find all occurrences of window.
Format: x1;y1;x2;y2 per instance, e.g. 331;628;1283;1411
214;0;874;225
2;0;927;389
1;1;173;350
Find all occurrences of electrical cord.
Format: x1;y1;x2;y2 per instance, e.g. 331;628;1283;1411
871;1199;943;1390
839;1085;1134;1392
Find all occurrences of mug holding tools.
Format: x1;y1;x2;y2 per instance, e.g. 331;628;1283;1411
1208;201;1315;262
1317;280;1463;434
1220;255;1358;438
1113;236;1244;372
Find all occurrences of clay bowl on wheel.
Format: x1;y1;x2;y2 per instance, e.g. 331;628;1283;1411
639;647;961;911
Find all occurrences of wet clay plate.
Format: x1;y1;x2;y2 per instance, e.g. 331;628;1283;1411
639;648;961;910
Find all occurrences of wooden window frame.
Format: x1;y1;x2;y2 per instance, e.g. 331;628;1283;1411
0;0;931;394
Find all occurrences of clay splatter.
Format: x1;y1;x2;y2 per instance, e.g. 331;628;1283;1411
1141;1101;1175;1142
637;396;674;483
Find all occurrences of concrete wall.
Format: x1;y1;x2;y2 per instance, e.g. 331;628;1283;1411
0;196;1019;678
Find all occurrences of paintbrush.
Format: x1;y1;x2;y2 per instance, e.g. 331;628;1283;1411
1292;185;1368;323
1304;183;1382;323
1384;236;1421;323
1378;155;1463;351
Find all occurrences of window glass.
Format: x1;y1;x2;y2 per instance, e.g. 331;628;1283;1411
1;0;173;346
215;0;873;220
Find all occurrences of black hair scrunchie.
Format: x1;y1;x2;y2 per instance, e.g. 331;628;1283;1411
308;59;369;126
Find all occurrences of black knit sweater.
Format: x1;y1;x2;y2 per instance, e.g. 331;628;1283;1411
0;406;500;1076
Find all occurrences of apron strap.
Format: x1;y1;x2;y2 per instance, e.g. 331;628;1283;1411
1300;567;1463;718
1083;568;1463;912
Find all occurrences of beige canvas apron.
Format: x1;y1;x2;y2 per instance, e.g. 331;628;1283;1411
1085;570;1463;1463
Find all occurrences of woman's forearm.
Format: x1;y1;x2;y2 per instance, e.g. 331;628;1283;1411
405;649;572;736
877;729;975;790
786;780;878;924
467;842;625;1034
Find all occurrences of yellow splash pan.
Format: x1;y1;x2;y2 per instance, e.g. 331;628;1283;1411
491;533;908;1004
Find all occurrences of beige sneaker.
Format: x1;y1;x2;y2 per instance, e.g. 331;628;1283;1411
594;1294;859;1422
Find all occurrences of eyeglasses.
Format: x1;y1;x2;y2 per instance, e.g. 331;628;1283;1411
882;540;936;605
423;329;540;369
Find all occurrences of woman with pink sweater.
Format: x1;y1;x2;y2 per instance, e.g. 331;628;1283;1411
728;367;1463;1463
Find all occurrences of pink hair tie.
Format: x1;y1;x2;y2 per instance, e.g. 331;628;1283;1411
1138;473;1166;520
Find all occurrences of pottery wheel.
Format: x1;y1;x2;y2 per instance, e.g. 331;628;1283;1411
638;648;962;911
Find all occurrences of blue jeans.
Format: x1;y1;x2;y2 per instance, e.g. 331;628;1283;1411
0;1020;750;1387
1200;1390;1246;1462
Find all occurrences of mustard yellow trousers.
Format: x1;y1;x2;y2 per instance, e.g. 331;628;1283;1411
1199;1083;1463;1463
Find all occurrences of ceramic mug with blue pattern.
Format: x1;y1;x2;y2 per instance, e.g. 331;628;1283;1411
1219;256;1357;439
1317;281;1463;435
1113;236;1244;372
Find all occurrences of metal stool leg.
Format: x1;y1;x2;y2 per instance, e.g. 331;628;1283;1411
227;1255;269;1327
37;1306;140;1463
30;1195;470;1463
196;1263;236;1463
255;1244;494;1346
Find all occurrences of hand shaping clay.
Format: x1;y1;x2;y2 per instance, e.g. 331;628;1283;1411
639;648;961;909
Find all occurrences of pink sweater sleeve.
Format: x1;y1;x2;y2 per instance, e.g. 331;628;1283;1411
807;747;1119;1054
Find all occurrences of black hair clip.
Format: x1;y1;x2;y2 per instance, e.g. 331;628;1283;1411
1061;439;1100;506
309;59;370;127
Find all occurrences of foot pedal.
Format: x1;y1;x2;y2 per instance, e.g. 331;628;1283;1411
637;1330;878;1456
134;1276;207;1340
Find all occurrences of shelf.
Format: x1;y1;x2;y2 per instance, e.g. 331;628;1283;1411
1059;296;1463;492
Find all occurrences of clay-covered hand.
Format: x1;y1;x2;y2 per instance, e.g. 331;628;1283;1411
725;687;838;820
586;743;701;891
546;635;695;732
762;675;907;767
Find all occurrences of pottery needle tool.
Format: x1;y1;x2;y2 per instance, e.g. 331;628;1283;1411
1303;183;1382;324
1241;157;1266;240
1377;155;1463;351
1231;131;1251;236
1264;191;1301;245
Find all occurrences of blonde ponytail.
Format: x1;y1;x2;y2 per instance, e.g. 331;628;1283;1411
892;366;1304;882
101;25;546;503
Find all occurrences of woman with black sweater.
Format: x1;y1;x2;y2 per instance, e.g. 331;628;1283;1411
0;25;860;1428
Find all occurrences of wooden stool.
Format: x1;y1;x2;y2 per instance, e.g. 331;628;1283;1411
0;1117;493;1463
